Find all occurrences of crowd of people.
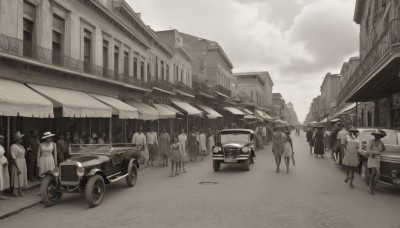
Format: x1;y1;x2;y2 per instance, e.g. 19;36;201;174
304;122;387;195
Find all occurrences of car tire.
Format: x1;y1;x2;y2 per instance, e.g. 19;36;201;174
85;175;105;208
213;160;221;172
243;157;252;171
126;163;138;187
361;161;370;186
41;175;63;207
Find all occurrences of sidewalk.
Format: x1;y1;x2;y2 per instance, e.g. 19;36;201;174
0;164;148;220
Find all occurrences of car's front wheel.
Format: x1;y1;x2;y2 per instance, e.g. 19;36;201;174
213;160;221;172
243;157;253;171
126;163;138;187
41;175;63;207
361;160;370;186
85;175;105;208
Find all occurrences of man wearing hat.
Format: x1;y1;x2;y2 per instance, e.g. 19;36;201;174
158;126;170;167
26;130;40;181
330;122;341;160
146;126;158;166
132;127;148;166
0;135;9;200
336;125;350;165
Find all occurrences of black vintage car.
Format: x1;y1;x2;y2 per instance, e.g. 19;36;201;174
358;128;400;188
40;144;140;208
212;129;256;171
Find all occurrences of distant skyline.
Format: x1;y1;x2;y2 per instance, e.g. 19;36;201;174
128;0;359;122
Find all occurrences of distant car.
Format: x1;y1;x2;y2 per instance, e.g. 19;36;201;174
40;144;140;208
358;128;400;188
212;129;256;171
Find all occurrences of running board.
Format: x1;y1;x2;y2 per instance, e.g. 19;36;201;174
108;173;129;183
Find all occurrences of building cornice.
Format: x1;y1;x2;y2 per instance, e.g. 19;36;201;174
208;43;233;69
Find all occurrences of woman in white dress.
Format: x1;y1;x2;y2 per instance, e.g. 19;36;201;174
207;128;215;156
10;131;28;197
343;127;360;188
198;129;207;162
178;128;188;173
37;132;57;176
283;131;293;173
0;135;10;200
367;129;386;195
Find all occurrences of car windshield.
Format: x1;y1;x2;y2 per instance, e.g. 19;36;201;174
221;133;250;143
360;131;398;145
69;144;112;155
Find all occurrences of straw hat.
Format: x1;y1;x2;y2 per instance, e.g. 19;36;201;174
347;127;359;132
371;129;386;137
12;131;24;143
42;131;55;139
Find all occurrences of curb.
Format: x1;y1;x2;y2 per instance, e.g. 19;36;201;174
0;200;42;220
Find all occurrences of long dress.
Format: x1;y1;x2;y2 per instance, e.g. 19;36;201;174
343;135;359;167
178;133;188;163
170;143;181;163
207;134;215;155
272;132;285;157
10;144;28;188
313;131;325;155
158;132;171;158
283;135;293;157
38;142;57;176
188;133;198;160
367;140;383;169
0;145;10;191
198;133;207;156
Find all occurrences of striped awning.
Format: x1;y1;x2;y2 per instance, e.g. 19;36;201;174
196;104;223;119
171;100;202;116
127;101;159;120
29;84;112;118
90;94;138;119
223;107;245;115
153;104;176;119
241;108;254;115
0;79;53;118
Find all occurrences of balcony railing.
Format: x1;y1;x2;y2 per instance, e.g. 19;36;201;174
337;19;400;104
0;34;148;89
174;82;193;95
214;84;232;97
149;79;174;93
192;81;215;97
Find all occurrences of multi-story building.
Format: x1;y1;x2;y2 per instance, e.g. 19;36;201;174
338;0;400;129
233;71;273;111
272;93;286;120
285;102;300;125
319;73;341;120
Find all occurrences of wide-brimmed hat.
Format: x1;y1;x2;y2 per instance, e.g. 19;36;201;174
347;127;359;132
12;131;24;142
42;132;55;139
371;129;386;137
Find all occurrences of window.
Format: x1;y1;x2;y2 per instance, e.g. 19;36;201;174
83;29;92;73
102;40;109;76
147;63;150;81
161;61;165;80
140;61;145;81
114;45;119;74
23;1;35;58
250;90;253;102
133;57;138;78
123;51;129;77
180;68;183;82
52;15;64;65
166;64;169;82
175;64;178;82
155;57;158;79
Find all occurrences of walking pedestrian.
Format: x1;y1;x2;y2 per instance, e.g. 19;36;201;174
207;128;215;156
56;133;68;165
313;126;325;158
198;129;207;162
343;127;360;188
337;125;350;165
283;131;293;173
306;127;314;154
324;127;332;152
37;132;57;176
367;129;386;195
159;126;171;167
272;125;285;173
26;130;40;181
267;123;273;143
255;122;263;150
262;123;268;146
169;136;182;177
0;135;9;200
178;128;188;173
188;127;198;162
330;122;341;159
10;131;28;197
146;127;158;166
132;127;148;166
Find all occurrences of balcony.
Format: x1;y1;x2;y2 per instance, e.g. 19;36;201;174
337;19;400;104
149;79;175;93
0;34;148;90
174;82;193;95
192;81;215;97
214;84;232;98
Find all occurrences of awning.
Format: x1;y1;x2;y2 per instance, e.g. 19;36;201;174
198;92;215;99
176;90;195;98
152;87;175;95
243;115;257;119
89;94;138;119
332;103;357;118
215;91;230;98
241;108;254;115
153;104;176;119
0;79;54;118
28;84;112;118
319;118;328;124
223;107;245;115
255;109;273;120
171;100;203;116
263;112;274;120
196;105;223;119
127;101;159;120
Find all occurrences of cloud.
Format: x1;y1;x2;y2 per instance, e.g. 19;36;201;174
128;0;359;122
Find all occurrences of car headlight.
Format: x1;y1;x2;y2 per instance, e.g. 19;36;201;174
391;170;398;178
242;146;250;153
213;147;221;153
53;167;60;177
77;167;85;177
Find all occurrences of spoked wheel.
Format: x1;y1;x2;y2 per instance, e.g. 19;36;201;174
41;176;63;207
126;163;138;187
85;175;105;208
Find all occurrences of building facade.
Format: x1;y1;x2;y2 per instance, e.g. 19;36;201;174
319;73;341;120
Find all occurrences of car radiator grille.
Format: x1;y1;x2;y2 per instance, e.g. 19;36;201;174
60;165;79;182
223;148;239;157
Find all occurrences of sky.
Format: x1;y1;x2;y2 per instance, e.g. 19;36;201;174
127;0;359;122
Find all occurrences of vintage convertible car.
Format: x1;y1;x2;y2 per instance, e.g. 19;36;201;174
40;143;140;208
212;129;255;171
358;128;400;188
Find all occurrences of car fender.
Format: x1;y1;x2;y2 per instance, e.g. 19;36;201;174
126;159;139;173
85;168;110;184
39;170;55;179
